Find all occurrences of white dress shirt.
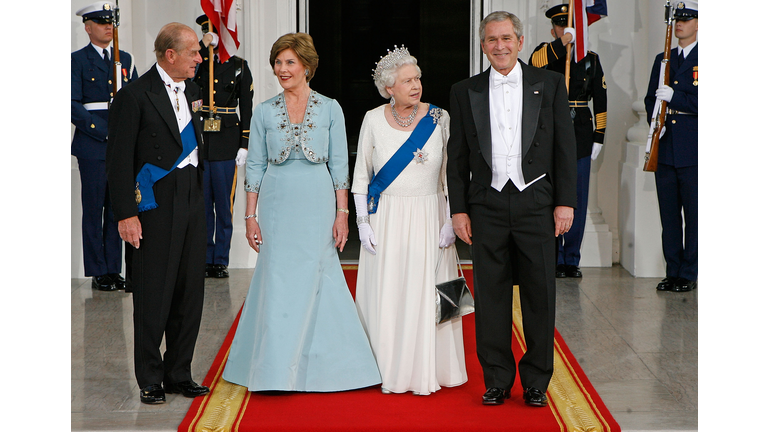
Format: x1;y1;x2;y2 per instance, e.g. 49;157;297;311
678;40;697;60
156;64;198;168
488;65;545;192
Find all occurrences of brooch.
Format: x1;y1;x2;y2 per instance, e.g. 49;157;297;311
413;148;429;164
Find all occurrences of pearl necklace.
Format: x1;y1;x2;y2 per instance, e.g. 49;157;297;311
391;103;419;128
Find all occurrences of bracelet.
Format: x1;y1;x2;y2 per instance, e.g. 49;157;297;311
244;214;257;221
336;208;349;214
356;215;370;225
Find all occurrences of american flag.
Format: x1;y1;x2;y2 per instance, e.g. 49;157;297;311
572;0;608;62
201;0;240;63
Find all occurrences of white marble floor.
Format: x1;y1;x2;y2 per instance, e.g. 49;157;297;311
70;265;698;431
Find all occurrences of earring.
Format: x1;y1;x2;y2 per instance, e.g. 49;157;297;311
305;69;309;76
389;97;395;107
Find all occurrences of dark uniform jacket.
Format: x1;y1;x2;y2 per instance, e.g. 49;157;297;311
446;61;578;215
106;65;206;222
71;44;138;160
644;44;698;168
529;38;607;160
194;41;254;161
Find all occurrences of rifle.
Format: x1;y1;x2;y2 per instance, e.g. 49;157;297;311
111;0;122;98
644;0;676;172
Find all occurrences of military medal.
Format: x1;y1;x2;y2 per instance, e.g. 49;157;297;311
693;66;698;86
135;182;142;205
413;148;428;164
192;99;203;113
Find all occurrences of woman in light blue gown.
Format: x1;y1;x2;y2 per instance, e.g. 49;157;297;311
222;32;381;392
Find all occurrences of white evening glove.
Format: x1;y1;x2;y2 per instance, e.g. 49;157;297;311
591;143;603;160
439;196;456;247
354;193;377;255
236;148;248;166
655;85;674;102
439;222;456;248
563;27;576;44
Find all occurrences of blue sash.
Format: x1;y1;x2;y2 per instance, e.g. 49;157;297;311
135;121;198;212
367;104;440;214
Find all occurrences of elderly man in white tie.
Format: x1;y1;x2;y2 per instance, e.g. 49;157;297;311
446;11;577;408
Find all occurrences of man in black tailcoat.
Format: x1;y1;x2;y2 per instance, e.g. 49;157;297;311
446;11;576;408
106;22;210;404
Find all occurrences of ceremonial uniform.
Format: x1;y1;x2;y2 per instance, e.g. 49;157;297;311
529;9;607;276
193;22;254;277
71;2;138;290
644;43;698;288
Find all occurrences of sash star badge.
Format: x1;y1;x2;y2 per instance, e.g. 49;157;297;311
413;148;428;164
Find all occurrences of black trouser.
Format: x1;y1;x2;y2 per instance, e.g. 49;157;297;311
470;180;557;393
131;165;206;388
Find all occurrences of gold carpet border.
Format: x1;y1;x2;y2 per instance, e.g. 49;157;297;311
187;346;250;432
512;286;608;432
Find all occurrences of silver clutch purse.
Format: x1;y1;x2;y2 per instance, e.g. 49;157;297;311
435;248;475;324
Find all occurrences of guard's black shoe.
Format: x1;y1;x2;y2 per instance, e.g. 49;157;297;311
673;279;697;292
92;275;117;291
656;277;678;291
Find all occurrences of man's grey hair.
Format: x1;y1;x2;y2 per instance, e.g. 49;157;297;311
479;11;523;41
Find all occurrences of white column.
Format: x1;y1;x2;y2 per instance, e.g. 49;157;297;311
618;101;665;277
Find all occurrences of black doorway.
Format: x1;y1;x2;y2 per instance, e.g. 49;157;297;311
308;0;472;260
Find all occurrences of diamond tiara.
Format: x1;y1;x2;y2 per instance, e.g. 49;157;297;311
372;45;411;82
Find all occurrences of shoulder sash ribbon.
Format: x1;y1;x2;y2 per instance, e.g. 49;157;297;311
135;120;198;212
367;104;440;214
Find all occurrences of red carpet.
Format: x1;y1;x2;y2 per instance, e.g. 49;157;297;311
179;266;620;431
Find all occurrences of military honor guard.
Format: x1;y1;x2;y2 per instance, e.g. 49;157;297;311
193;15;254;279
644;1;698;292
72;2;138;291
529;3;607;279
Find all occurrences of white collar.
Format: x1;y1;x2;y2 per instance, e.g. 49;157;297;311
91;43;110;58
678;40;697;59
156;63;186;91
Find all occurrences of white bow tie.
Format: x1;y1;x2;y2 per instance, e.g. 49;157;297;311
492;73;519;89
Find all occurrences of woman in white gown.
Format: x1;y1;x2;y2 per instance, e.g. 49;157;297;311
351;46;467;395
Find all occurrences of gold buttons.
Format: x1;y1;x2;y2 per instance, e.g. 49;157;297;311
671;120;677;124
90;124;95;128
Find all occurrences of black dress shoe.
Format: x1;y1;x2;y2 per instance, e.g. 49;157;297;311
109;273;126;290
140;384;166;404
656;277;678;291
523;387;548;407
556;264;567;278
212;264;229;278
673;278;697;292
92;275;117;291
565;265;582;278
164;380;210;398
482;387;510;405
205;264;215;278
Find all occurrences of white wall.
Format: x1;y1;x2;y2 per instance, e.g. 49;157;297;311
71;0;666;277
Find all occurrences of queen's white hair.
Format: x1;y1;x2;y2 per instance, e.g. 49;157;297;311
373;55;421;99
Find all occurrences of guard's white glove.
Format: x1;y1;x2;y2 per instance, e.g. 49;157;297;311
439;221;456;248
659;126;666;138
353;193;377;255
563;27;576;44
655;85;674;102
591;143;603;160
202;32;219;48
236;148;248;166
